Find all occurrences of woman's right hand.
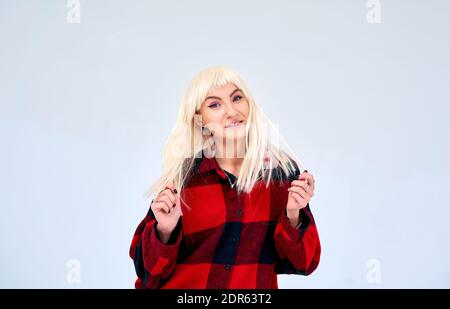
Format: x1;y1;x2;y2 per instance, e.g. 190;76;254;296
151;182;182;242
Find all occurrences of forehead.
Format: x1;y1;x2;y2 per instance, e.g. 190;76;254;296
206;83;239;97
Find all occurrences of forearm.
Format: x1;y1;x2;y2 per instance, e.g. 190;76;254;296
286;209;301;228
156;225;173;244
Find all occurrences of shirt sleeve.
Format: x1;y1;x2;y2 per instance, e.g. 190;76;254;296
274;204;321;276
129;200;183;288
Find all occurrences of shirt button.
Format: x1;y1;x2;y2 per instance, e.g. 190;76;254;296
232;236;237;242
237;209;243;216
225;264;231;270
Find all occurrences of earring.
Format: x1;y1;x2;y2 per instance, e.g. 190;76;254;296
201;126;216;158
202;126;213;136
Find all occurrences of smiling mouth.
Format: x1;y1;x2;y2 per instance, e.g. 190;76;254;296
225;120;244;129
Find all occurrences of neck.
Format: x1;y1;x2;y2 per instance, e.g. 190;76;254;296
213;136;246;176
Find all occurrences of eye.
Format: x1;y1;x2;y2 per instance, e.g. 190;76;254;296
233;95;243;102
208;102;220;109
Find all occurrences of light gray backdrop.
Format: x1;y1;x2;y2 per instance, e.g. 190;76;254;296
1;0;449;288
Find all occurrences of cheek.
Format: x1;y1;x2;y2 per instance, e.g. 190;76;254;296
240;101;250;119
199;106;215;121
202;110;223;125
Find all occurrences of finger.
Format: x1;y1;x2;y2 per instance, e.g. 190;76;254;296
156;203;170;214
160;189;176;205
292;180;314;197
157;195;174;212
289;191;307;207
308;180;315;197
288;186;310;200
308;180;315;194
291;179;308;192
165;182;176;193
290;192;304;205
153;202;170;214
299;172;315;185
174;195;183;217
298;173;315;194
161;195;175;211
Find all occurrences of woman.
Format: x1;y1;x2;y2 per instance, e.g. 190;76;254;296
129;66;321;289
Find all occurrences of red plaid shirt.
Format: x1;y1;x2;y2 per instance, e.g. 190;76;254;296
129;152;321;289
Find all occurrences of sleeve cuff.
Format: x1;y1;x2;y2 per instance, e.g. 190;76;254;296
146;219;182;257
278;204;312;241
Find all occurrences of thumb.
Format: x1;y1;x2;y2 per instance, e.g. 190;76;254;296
175;192;183;217
165;181;176;192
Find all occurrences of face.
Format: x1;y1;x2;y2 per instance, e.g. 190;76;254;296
196;83;249;140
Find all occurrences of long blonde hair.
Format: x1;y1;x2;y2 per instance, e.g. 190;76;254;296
144;66;305;208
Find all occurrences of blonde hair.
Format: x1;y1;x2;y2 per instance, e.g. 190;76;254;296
144;66;305;209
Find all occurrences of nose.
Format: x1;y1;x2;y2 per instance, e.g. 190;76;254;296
224;101;238;118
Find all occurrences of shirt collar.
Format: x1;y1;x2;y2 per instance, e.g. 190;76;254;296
195;150;278;184
196;150;228;180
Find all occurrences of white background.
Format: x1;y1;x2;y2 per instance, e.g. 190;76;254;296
1;0;449;288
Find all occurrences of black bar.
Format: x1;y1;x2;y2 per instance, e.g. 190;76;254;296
0;289;449;306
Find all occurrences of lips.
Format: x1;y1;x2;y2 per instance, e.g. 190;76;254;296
225;120;244;128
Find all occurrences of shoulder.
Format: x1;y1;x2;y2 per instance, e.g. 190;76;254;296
269;154;301;183
180;151;203;183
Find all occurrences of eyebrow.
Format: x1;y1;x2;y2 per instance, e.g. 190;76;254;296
204;88;243;102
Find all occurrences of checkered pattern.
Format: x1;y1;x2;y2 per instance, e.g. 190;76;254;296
129;152;321;289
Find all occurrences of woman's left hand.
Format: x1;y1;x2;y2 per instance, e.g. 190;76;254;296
286;171;315;214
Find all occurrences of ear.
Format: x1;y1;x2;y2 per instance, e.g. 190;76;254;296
193;113;203;128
